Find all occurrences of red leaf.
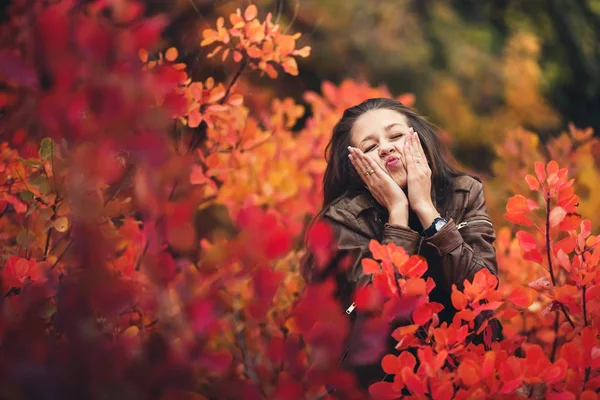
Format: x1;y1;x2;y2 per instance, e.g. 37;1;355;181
381;354;400;374
549;206;566;227
535;161;547;183
516;230;537;251
401;368;426;395
554;236;576;255
523;249;543;264
559;213;581;231
368;382;401;400
585;284;600;302
507;286;535;308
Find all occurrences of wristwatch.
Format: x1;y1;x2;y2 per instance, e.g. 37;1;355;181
422;217;449;237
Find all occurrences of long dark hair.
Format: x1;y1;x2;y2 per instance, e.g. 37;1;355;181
322;98;466;212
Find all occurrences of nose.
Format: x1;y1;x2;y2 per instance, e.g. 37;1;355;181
378;141;396;158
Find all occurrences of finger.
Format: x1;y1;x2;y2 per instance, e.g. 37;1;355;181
412;129;427;161
408;128;422;161
356;148;387;179
348;152;366;179
348;148;374;181
349;147;376;179
404;133;417;170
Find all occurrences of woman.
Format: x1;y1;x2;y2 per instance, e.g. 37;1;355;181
301;98;502;389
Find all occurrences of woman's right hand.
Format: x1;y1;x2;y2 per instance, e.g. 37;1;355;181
348;146;408;225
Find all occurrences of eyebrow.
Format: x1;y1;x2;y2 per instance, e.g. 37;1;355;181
358;123;403;145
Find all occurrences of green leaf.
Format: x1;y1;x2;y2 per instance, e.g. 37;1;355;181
21;158;43;167
39;137;54;161
19;190;34;203
30;175;51;195
16;229;36;247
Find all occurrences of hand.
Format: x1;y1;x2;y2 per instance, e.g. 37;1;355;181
348;146;408;223
404;127;440;226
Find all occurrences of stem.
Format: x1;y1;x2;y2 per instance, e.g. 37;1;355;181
50;240;73;270
43;228;52;259
219;56;247;106
545;196;576;329
550;311;560;362
134;240;150;271
545;196;557;286
583;285;589;326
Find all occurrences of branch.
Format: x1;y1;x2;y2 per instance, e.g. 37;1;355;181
233;310;265;396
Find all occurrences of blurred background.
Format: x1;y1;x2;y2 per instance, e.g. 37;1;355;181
116;0;600;175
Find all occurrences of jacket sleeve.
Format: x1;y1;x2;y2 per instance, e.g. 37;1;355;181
423;179;498;292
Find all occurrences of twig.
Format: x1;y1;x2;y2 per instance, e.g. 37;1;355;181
50;240;73;270
42;228;52;260
545;196;576;329
219;55;248;106
550;311;560;362
134;240;150;271
583;285;589;327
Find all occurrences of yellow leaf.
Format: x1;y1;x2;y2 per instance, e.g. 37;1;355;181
54;216;69;232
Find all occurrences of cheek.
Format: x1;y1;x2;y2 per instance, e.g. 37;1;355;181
367;153;382;166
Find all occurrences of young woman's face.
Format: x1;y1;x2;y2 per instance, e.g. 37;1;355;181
350;109;411;188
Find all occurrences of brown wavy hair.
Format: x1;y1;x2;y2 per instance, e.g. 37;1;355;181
322;98;466;211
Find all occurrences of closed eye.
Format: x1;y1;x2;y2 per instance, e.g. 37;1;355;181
364;144;377;152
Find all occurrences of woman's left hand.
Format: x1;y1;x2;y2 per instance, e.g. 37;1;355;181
404;127;435;214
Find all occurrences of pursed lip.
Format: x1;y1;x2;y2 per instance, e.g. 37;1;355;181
385;156;399;166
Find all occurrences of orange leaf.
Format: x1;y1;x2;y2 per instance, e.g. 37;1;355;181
402;278;427;296
525;174;540;190
165;47;178;62
244;4;258;21
362;258;380;275
451;287;468;310
482;351;496;378
369;240;388;261
281;57;299;76
391;324;419;340
457;360;480;387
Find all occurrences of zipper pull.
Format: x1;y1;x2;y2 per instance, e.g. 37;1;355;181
346;302;356;314
457;221;468;230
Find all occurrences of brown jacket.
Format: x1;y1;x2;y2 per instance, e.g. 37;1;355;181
302;175;502;388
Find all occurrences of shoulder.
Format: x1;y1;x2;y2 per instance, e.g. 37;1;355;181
324;191;375;219
451;174;483;193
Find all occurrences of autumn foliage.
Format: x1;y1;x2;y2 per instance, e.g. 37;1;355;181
0;1;599;399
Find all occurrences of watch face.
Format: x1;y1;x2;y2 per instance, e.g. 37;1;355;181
435;219;448;231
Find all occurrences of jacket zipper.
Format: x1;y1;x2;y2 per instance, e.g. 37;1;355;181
457;219;493;230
